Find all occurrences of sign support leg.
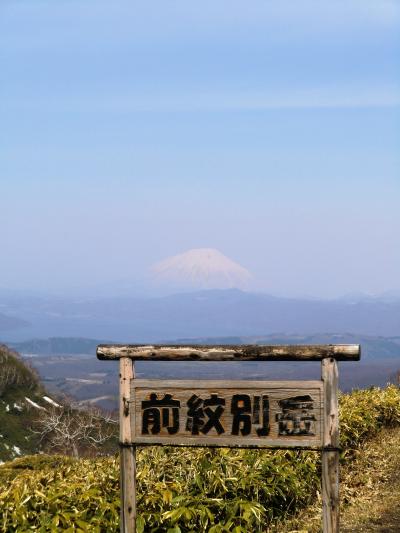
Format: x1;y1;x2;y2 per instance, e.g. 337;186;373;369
321;357;339;533
120;357;136;533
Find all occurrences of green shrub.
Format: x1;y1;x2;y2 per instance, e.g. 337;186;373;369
339;385;400;452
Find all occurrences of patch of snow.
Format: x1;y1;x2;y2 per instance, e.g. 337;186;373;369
77;395;114;405
43;396;61;407
25;397;46;410
4;443;9;450
0;434;3;438
13;445;21;455
5;404;9;412
13;403;23;412
65;378;102;384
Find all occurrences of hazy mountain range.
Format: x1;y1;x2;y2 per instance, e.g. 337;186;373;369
1;247;399;342
0;312;28;332
10;332;400;359
1;288;400;343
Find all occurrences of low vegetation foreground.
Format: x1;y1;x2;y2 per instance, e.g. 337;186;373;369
1;345;400;531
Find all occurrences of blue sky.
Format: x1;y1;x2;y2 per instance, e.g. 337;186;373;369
1;0;399;297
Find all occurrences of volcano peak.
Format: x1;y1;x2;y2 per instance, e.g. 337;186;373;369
150;248;252;290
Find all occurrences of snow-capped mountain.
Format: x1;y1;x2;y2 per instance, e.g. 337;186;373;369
150;248;252;290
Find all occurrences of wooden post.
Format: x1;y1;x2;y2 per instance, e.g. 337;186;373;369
119;357;136;533
321;358;339;533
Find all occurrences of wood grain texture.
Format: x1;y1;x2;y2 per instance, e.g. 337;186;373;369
97;343;360;361
321;358;339;533
130;379;323;448
119;358;136;533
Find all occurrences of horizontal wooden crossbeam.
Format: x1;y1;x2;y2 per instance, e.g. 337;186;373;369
96;344;360;361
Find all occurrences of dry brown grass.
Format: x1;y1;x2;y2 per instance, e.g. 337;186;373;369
269;426;400;532
340;426;400;532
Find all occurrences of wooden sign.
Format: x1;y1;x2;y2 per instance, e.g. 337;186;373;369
97;343;361;533
131;379;323;448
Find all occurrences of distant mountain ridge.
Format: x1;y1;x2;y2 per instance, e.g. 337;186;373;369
11;337;110;355
13;333;400;405
2;288;400;342
0;312;29;332
170;332;400;360
11;332;400;360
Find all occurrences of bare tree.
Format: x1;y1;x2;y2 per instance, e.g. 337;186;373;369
33;404;117;457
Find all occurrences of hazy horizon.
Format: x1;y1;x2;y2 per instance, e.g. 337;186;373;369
1;1;399;299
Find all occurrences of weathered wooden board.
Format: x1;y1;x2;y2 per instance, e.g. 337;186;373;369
129;380;323;448
97;344;360;361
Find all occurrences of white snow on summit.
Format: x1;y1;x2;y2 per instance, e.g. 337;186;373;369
151;248;252;290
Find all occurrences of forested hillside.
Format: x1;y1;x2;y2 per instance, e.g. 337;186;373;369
0;345;46;462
